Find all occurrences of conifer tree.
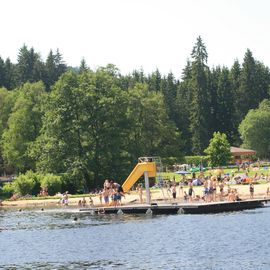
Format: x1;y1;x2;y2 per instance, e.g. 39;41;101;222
79;58;89;73
44;49;67;90
0;57;5;87
235;49;257;121
55;49;67;77
216;67;234;141
17;45;43;85
4;58;17;90
44;50;56;89
234;50;270;143
230;59;241;144
148;69;162;92
208;66;221;135
162;72;177;121
174;60;193;154
189;36;211;154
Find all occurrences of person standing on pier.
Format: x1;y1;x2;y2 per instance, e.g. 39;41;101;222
179;180;184;197
103;187;110;206
188;185;194;202
82;197;87;207
219;181;224;201
171;184;176;201
136;184;143;203
249;183;254;199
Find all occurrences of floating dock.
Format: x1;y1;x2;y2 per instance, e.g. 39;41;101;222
80;199;269;215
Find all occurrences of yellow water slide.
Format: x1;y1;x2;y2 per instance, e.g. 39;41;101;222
122;162;156;192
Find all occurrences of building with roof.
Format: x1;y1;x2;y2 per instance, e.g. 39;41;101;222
230;146;256;164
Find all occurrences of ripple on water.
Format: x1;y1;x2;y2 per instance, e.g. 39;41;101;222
0;260;126;270
1;207;270;270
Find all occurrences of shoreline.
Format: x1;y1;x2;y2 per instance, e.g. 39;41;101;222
1;182;270;209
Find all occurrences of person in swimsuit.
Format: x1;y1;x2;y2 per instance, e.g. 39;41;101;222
179;182;184;196
249;184;254;199
183;191;188;201
82;197;87;207
136;184;143;203
212;179;217;202
188;186;194;202
219;181;224;201
206;178;212;202
203;180;209;202
103;187;110;206
171;184;176;201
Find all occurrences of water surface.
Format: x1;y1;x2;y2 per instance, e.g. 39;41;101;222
1;205;270;269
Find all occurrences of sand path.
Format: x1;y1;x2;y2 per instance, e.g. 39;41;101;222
1;182;270;208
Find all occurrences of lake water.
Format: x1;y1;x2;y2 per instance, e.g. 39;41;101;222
1;205;270;270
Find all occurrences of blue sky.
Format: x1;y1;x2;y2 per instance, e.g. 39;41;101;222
1;0;269;78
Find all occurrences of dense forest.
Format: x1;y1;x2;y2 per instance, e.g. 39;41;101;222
1;36;270;190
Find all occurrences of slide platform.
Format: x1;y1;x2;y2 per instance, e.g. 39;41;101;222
122;162;156;192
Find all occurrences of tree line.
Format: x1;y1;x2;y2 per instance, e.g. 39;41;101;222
0;37;270;191
0;44;67;91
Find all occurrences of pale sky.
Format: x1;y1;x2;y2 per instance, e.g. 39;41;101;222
1;0;270;78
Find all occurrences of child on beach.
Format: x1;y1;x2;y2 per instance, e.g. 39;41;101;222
250;184;254;199
89;196;94;207
183;191;188;201
62;191;69;205
98;190;103;205
102;187;110;206
179;182;184;196
188;186;194;202
171;184;177;201
219;181;224;201
82;197;87;207
136;184;143;203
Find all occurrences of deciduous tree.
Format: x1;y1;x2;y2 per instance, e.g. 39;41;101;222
239;99;270;158
204;132;231;167
2;82;46;172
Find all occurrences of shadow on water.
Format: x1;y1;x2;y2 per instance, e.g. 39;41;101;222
0;260;126;270
2;259;270;270
0;207;161;232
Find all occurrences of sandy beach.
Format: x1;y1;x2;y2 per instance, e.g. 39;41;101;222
1;182;270;209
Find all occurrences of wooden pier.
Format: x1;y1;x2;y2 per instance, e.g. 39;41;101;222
79;199;269;215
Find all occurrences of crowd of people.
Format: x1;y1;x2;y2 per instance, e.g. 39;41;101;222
97;179;125;206
164;175;258;203
78;196;94;207
88;174;260;207
58;191;69;205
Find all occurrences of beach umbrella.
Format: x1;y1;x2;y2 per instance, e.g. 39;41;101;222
190;167;203;173
175;170;190;175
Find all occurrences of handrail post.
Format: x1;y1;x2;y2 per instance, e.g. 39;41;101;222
144;171;151;204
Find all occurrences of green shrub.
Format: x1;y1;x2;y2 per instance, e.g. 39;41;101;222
184;156;209;167
2;171;65;197
13;174;36;196
162;157;184;167
40;174;62;196
1;182;15;197
61;173;86;194
12;170;41;196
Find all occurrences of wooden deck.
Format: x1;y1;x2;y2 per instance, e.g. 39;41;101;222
79;199;269;215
